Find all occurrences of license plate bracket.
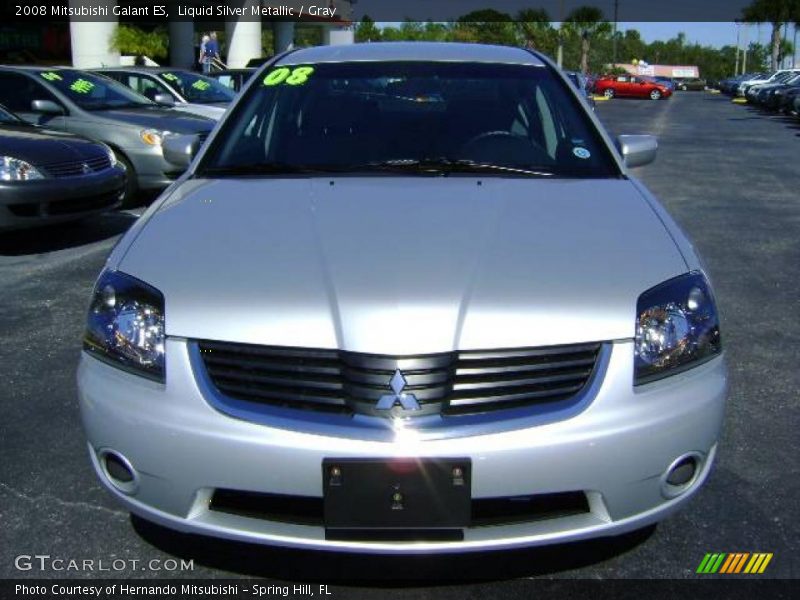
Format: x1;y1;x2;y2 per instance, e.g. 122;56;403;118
323;458;471;529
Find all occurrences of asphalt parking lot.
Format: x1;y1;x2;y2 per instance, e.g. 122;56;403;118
0;92;797;587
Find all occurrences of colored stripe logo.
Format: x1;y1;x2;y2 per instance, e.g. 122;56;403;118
697;553;773;574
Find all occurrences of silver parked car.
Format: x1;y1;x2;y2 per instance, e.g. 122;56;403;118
78;43;727;553
93;67;234;120
0;67;215;204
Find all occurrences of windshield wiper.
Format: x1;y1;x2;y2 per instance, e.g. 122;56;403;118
353;158;555;177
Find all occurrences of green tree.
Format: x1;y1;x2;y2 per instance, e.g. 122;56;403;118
110;25;168;61
515;9;554;51
453;9;518;45
564;6;611;74
355;15;381;43
742;0;798;70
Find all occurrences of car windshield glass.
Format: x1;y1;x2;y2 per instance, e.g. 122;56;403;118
201;61;618;178
37;70;153;110
0;105;21;123
159;71;234;103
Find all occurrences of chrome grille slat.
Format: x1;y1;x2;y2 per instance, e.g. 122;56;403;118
39;154;112;178
197;341;602;418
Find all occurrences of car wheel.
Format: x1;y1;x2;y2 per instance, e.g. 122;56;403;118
114;152;139;208
650;89;662;100
603;88;614;98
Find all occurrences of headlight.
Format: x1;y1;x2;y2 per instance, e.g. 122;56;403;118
140;129;165;146
0;156;45;181
83;270;166;382
634;272;721;385
102;144;117;167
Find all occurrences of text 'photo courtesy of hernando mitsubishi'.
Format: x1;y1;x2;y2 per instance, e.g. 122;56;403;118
77;42;727;553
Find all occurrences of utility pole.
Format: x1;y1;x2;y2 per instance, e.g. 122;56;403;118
612;0;619;67
793;24;798;68
742;24;748;73
556;0;564;67
735;20;741;75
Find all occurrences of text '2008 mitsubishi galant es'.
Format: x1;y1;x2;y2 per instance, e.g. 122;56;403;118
78;43;727;553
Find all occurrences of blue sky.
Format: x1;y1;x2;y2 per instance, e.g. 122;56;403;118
623;22;792;49
377;21;799;51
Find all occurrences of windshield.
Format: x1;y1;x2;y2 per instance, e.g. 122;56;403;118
200;62;618;178
158;71;235;104
37;70;153;110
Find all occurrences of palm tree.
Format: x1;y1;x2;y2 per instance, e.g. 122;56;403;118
565;6;611;74
743;0;797;70
516;9;553;51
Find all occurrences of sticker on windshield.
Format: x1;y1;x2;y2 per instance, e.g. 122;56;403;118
70;79;95;94
572;147;591;159
162;73;180;82
40;72;62;82
192;80;211;91
263;66;315;87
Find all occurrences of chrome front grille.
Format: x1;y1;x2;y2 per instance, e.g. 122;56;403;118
39;154;111;178
197;340;602;419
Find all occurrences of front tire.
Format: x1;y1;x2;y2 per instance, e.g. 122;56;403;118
603;88;615;98
650;89;662;100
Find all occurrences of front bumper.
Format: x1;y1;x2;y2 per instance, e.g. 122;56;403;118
122;145;182;191
0;166;125;229
78;339;727;553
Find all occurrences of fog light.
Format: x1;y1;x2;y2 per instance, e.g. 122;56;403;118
98;449;138;494
666;456;697;486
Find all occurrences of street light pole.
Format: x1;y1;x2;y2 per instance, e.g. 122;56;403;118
612;0;619;67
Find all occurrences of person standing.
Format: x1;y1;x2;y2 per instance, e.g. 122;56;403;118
199;34;210;73
202;32;220;74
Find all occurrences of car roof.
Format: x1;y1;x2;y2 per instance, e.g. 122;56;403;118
92;67;186;74
276;42;546;67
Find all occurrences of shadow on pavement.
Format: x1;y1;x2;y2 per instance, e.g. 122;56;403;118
0;211;138;256
132;515;656;584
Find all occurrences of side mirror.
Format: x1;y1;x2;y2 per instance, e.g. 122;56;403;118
617;134;658;168
163;133;201;168
31;99;64;115
153;93;175;107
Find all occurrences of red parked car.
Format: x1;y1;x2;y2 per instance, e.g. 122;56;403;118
593;75;672;100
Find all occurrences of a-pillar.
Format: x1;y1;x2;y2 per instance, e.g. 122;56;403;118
69;0;119;67
225;0;262;68
169;19;196;68
274;21;295;54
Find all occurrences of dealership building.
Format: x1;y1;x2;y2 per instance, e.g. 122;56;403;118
4;0;354;69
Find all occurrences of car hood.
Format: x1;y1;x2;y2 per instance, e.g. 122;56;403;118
119;177;687;353
0;123;104;165
174;103;227;120
89;107;215;133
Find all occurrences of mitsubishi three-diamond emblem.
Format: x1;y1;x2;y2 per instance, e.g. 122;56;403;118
375;369;421;411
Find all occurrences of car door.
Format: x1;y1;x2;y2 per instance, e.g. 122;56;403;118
614;76;630;97
0;72;68;129
630;77;649;98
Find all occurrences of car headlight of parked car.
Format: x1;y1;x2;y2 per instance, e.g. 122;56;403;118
102;144;118;168
83;270;166;382
140;129;167;146
634;272;721;385
0;156;45;181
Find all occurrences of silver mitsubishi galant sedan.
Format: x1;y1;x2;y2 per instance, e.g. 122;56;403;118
78;43;727;553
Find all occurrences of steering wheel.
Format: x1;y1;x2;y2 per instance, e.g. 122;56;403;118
458;130;548;163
